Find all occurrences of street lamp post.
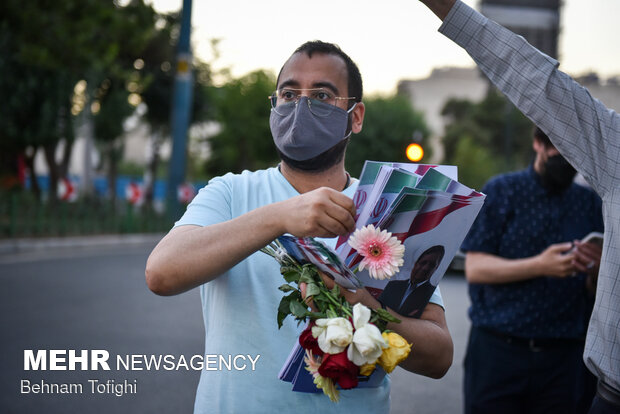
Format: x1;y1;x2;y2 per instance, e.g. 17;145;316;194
167;0;193;220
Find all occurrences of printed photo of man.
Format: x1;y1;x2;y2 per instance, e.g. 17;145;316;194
379;245;445;318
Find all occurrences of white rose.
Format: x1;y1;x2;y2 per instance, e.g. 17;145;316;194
348;324;387;365
352;303;371;328
347;303;388;366
313;317;353;354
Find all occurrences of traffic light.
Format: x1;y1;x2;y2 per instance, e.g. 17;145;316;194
406;143;424;162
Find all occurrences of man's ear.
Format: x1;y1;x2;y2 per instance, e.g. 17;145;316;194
351;102;365;134
532;138;543;153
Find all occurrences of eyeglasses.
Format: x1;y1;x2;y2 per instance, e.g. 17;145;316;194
268;88;356;117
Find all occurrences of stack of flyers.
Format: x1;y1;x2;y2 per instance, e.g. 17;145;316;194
277;161;486;392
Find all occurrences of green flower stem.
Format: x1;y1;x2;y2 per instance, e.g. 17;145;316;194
321;289;352;317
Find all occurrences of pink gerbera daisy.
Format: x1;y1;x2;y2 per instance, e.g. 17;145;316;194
347;224;405;280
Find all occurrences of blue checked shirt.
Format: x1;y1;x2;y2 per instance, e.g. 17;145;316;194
440;0;620;392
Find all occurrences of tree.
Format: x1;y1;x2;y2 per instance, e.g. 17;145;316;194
90;0;158;202
346;94;430;178
93;80;135;203
0;0;159;201
204;70;277;177
0;13;75;200
441;88;534;189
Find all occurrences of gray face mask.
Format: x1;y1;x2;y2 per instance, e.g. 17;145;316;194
269;97;356;161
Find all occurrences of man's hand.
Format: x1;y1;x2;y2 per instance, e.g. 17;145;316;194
572;240;602;294
535;242;576;277
419;0;457;21
279;187;356;238
572;240;602;274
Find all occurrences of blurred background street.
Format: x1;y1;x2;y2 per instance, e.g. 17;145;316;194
2;1;616;413
0;237;470;414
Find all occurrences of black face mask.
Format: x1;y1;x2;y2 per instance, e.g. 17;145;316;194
539;154;576;192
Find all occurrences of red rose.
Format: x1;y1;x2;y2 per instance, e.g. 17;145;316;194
318;351;359;389
299;324;323;356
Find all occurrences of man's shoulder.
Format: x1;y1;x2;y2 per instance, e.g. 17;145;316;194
205;168;282;193
489;168;529;185
421;281;436;292
569;182;599;198
211;167;277;183
481;169;526;197
385;279;409;289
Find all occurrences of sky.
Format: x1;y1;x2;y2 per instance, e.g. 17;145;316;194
149;0;620;95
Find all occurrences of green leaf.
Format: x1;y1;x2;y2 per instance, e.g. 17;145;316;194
282;269;300;284
299;265;317;284
289;290;302;302
374;308;401;324
306;311;326;320
289;299;309;318
276;293;295;329
278;284;296;293
331;285;340;297
305;283;320;297
326;308;338;319
277;311;288;329
278;295;292;315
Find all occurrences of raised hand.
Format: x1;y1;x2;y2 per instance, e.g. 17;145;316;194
279;187;356;238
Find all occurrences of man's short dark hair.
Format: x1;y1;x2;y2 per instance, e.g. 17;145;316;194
276;40;363;105
533;126;553;148
419;245;445;262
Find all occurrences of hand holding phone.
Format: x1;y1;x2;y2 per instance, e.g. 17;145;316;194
581;231;603;248
572;232;603;275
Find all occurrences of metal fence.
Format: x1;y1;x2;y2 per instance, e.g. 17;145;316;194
1;192;173;238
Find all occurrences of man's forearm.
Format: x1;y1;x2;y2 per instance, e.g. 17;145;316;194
419;0;456;21
465;251;541;284
318;274;453;378
390;304;453;378
145;202;287;296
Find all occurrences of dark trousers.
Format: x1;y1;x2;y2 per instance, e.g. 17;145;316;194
588;381;620;414
589;396;620;414
464;326;595;414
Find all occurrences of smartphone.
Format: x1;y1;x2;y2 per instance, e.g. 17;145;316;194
581;231;604;247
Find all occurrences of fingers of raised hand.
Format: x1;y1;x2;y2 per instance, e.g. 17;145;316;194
288;188;355;237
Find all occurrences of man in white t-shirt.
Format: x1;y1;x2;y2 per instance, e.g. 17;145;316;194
146;40;453;413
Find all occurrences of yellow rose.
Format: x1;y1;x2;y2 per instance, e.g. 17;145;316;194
359;363;376;377
377;332;412;373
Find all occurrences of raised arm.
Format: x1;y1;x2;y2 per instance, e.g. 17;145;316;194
424;0;620;197
419;0;456;20
145;187;356;296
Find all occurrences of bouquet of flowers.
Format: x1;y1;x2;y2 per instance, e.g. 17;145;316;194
261;225;412;402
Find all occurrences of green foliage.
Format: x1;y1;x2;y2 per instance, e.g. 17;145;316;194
441;88;534;189
346;94;430;178
118;161;145;177
2;0;128;73
0;0;165;197
449;135;502;190
139;11;179;133
204;70;278;177
95;81;134;144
